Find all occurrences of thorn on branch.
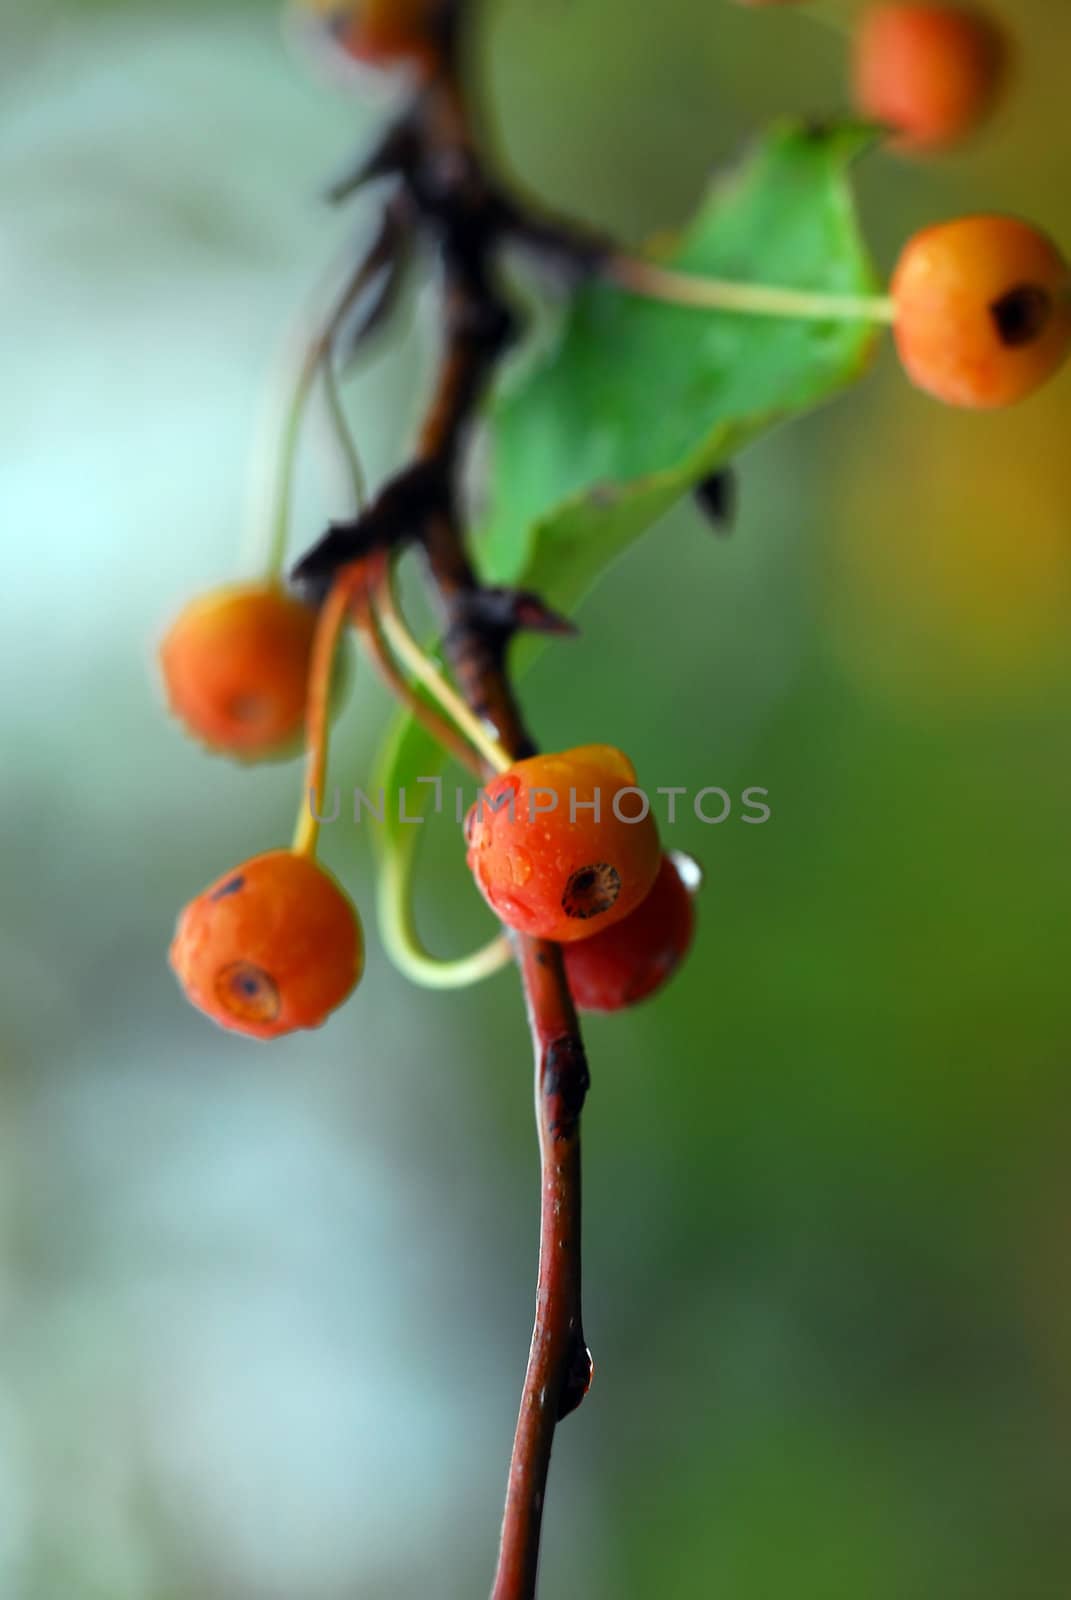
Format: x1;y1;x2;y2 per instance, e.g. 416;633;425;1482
694;467;738;534
290;461;449;593
447;586;577;647
325;118;420;204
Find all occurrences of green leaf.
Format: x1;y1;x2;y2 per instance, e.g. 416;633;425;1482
480;119;881;605
373;120;880;885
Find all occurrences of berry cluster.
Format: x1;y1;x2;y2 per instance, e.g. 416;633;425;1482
465;745;697;1007
158;2;1069;1590
163;0;1069;1047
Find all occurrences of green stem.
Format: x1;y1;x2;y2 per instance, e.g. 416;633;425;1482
375;572;514;774
320;355;368;518
264;351;320;582
256;255;376;582
378;845;512;990
607;253;896;325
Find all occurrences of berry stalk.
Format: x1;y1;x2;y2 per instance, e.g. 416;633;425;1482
606;251;897;324
257;244;382;581
374;569;513;773
292;568;356;859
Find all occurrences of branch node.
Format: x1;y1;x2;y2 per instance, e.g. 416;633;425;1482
556;1337;594;1421
542;1034;590;1141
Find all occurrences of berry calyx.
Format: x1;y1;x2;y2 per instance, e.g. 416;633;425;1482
159;582;318;761
562;853;697;1013
892;217;1071;408
170;849;363;1039
853;4;1007;152
465;745;661;945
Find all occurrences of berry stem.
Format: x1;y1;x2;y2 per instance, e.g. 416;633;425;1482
292;569;355;859
351;593;513;987
606;252;896;324
355;588;484;777
264;351;318;582
378;846;513;989
257;252;377;583
313;340;510;779
320;355;368;518
373;569;513;773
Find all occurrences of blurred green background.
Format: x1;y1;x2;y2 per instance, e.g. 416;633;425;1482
3;0;1071;1595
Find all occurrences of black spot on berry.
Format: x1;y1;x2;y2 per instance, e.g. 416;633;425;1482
215;961;280;1023
562;863;621;921
990;284;1052;348
211;875;245;900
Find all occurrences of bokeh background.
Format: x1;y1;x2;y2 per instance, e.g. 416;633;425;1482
4;0;1071;1595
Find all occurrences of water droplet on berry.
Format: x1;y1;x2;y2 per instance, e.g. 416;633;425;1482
668;850;704;893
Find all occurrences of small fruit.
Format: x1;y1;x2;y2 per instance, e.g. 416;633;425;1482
309;0;441;69
853;4;1006;152
465;745;661;944
892;217;1071;408
159;582;317;760
563;853;697;1013
170;850;363;1039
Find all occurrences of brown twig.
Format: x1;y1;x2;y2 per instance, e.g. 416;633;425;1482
406;57;595;1600
292;7;598;1594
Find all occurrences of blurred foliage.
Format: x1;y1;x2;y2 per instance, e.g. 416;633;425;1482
2;1;1071;1597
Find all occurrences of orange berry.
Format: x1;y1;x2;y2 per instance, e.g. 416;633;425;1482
853;4;1006;152
563;854;697;1013
465;745;661;945
170;850;363;1039
309;0;442;69
892;217;1071;408
159;582;318;761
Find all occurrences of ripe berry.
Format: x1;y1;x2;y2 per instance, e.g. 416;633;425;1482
892;218;1071;408
562;854;697;1013
853;4;1006;152
465;745;661;944
170;850;363;1039
159;582;318;760
309;0;442;69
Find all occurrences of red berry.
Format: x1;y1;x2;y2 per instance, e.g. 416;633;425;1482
465;745;661;945
159;582;318;761
170;850;363;1039
854;4;1006;152
892;217;1071;408
563;854;697;1013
